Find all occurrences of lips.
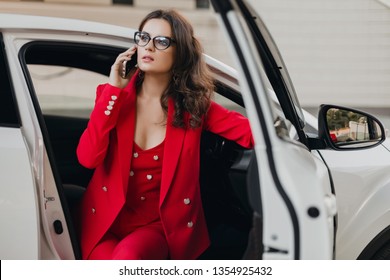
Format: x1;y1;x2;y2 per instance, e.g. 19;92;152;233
142;55;154;62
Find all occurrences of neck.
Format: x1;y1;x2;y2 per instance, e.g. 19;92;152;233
139;72;171;99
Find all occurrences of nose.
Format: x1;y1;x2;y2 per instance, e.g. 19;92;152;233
144;38;155;51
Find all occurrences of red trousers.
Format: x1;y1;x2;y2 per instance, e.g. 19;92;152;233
88;221;169;260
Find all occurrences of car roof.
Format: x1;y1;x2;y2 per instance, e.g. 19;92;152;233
0;13;135;38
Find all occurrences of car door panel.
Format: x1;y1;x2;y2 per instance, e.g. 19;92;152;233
0;127;40;259
4;32;78;259
211;0;335;259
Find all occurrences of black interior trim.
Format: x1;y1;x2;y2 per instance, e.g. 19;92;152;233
22;41;126;75
0;33;21;127
199;131;253;259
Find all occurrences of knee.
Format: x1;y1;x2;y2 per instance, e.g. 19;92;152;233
111;247;146;260
111;240;169;260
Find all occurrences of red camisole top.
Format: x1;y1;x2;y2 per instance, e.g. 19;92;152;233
109;140;165;239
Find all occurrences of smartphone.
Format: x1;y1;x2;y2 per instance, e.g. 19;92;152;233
121;51;138;79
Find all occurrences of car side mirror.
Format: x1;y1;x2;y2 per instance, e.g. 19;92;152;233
318;104;386;150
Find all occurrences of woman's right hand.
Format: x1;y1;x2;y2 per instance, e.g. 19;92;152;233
108;46;137;89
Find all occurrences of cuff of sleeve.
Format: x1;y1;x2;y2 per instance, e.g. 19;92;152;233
94;83;124;117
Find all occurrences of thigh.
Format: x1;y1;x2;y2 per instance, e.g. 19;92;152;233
87;232;119;260
112;223;169;260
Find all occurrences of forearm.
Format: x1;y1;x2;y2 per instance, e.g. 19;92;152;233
204;101;254;149
77;84;124;168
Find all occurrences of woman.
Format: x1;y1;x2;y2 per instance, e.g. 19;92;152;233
77;9;254;260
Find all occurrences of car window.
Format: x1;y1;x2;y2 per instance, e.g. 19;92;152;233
28;63;247;119
27;65;106;118
20;41;124;119
22;42;250;121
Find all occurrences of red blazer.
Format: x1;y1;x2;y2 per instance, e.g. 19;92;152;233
77;73;254;260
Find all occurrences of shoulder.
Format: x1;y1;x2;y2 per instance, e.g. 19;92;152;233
95;74;138;101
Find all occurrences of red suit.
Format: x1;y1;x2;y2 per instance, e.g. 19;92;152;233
77;73;254;260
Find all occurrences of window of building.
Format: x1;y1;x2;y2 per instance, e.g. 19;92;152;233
113;0;133;5
196;0;210;9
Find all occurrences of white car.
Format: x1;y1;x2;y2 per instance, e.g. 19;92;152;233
1;0;389;260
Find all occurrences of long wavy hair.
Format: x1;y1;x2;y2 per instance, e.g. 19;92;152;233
137;9;214;129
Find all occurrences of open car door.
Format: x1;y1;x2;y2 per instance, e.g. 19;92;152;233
211;0;336;259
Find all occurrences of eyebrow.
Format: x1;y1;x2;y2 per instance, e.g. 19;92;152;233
140;31;173;38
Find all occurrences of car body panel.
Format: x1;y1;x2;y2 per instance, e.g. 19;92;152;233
0;127;39;259
319;147;390;259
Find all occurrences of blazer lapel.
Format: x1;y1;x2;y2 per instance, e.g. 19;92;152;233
116;78;137;199
160;98;186;206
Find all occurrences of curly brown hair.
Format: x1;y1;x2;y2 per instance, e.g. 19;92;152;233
137;9;214;129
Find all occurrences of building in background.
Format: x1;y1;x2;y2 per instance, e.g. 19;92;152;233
252;0;390;120
5;0;210;9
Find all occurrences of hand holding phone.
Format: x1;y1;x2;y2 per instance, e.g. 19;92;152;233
121;50;138;79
